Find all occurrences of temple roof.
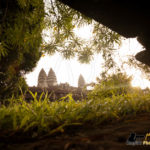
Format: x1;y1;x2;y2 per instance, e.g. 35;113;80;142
47;68;57;86
48;68;56;78
38;68;47;78
78;74;86;88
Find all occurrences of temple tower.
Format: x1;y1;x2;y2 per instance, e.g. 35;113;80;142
38;68;48;88
47;68;57;87
78;74;86;88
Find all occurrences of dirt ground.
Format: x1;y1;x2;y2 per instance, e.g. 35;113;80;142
1;112;150;150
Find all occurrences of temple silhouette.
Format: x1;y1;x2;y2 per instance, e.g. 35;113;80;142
26;68;88;101
37;68;86;89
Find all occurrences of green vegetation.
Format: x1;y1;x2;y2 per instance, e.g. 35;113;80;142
1;74;150;138
1;0;150;140
0;0;121;100
44;0;121;64
0;0;44;99
0;0;149;102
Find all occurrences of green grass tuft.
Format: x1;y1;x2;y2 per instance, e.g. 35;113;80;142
1;84;150;137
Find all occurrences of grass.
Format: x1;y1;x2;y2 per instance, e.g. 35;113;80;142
1;85;150;138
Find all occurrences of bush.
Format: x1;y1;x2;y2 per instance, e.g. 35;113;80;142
88;73;136;100
0;0;44;100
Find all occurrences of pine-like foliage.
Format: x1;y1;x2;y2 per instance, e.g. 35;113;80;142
0;0;45;99
43;0;121;63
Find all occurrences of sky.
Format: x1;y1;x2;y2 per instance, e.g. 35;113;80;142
25;25;150;89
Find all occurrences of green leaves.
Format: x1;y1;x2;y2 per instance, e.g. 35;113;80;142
44;0;121;63
88;73;133;100
0;0;44;99
17;0;27;9
20;115;30;129
1;86;150;137
62;48;75;59
17;0;42;9
0;42;7;59
78;47;93;63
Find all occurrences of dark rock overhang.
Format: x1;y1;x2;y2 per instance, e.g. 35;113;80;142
59;0;150;66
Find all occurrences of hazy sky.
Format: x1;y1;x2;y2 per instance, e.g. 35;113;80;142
25;52;103;87
25;25;150;89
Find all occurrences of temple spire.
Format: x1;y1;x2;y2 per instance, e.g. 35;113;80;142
78;74;86;88
38;68;48;88
47;68;57;87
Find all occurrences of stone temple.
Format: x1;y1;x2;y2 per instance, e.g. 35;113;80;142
78;74;86;88
47;68;57;87
37;68;86;89
37;68;48;88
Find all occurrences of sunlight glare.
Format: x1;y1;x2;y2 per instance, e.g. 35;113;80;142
73;25;93;40
131;78;150;89
26;30;150;90
25;52;102;87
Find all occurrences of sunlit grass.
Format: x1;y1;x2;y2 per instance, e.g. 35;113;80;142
0;86;150;137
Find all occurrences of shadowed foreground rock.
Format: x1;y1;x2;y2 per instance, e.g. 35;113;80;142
1;112;150;150
59;0;150;66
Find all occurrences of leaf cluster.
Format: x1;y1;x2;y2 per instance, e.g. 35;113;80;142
43;0;121;63
88;73;133;99
1;82;150;137
0;0;45;99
